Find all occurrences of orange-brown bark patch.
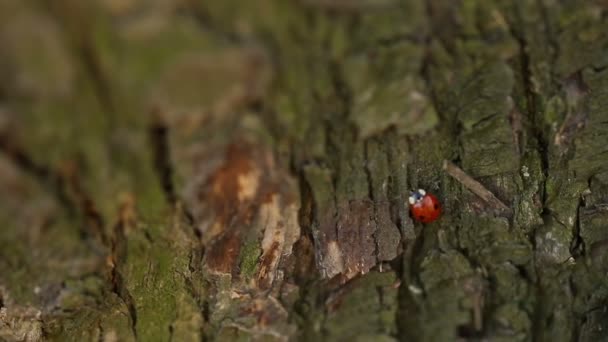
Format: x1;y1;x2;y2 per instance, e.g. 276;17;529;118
257;240;280;290
205;143;254;220
206;231;242;275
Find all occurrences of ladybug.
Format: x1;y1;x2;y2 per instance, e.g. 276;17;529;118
408;189;441;223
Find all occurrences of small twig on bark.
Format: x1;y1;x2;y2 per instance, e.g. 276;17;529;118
443;160;513;217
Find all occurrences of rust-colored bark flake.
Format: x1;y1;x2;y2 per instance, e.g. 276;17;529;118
205;231;242;275
237;167;261;202
189;141;300;338
194;142;300;278
256;195;283;288
257;195;300;289
208;144;254;207
196;143;258;243
257;240;281;289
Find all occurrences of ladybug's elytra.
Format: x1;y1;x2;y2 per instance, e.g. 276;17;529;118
408;189;441;223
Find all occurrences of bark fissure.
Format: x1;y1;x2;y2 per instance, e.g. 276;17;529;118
149;115;177;206
511;20;549;208
570;195;585;258
0;133;107;245
109;267;138;339
0;133;73;213
509;19;551;342
64;167;107;245
77;42;116;118
109;217;138;339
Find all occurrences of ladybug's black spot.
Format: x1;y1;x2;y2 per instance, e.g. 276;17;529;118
434;204;439;210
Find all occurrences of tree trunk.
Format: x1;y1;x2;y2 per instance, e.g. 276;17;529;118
1;0;608;341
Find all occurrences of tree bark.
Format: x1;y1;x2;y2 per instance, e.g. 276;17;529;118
1;0;608;341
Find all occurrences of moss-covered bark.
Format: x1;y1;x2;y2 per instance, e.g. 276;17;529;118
1;0;608;341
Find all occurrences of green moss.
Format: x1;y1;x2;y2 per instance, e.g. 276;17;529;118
419;250;473;290
238;238;261;280
545;176;586;229
104;216;204;341
516;149;544;231
459;214;531;265
492;263;533;306
544;95;566;125
535;216;573;265
346;42;437;138
303;165;335;211
493;304;532;340
323;272;398;339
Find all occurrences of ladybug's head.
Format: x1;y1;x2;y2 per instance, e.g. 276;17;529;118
408;189;426;205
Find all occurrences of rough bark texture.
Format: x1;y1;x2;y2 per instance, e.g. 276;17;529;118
1;0;608;341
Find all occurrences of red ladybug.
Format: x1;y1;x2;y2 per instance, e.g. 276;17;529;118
409;189;441;223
